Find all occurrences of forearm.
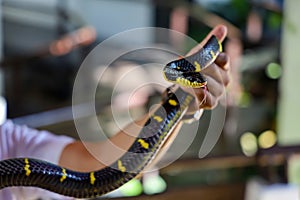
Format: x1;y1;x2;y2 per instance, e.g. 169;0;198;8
59;114;178;172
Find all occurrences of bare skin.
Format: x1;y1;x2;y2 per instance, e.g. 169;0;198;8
59;25;230;172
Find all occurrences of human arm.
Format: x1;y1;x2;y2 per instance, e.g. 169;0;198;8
59;25;230;172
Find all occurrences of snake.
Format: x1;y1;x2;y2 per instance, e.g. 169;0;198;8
0;35;222;198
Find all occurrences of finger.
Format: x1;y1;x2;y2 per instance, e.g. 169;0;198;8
215;52;230;71
199;88;218;109
202;63;230;87
186;25;228;56
193;87;218;109
202;92;218;109
205;75;226;98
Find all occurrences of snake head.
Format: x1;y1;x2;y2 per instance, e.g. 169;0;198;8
163;62;207;88
163;35;222;88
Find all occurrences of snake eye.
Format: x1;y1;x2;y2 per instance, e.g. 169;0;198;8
170;62;177;69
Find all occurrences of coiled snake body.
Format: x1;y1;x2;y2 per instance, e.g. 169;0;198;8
0;36;222;198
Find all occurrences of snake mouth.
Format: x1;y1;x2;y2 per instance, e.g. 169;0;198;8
163;68;207;88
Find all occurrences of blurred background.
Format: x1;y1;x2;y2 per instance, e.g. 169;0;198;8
1;0;300;199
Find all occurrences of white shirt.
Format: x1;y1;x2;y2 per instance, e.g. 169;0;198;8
0;120;74;200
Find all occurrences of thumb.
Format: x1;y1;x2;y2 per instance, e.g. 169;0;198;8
186;25;227;56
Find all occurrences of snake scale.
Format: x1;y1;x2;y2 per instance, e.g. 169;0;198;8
0;35;222;198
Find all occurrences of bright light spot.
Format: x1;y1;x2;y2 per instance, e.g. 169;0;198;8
258;130;277;149
143;174;167;195
240;132;258;157
266;62;282;79
75;26;97;45
49;26;97;56
49;37;73;56
119;179;143;197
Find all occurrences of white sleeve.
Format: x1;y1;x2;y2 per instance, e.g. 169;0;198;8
0;120;75;200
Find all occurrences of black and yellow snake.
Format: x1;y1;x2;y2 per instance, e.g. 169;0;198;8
0;35;222;198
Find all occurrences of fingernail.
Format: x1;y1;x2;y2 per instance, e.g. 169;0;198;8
215;25;227;41
220;25;227;34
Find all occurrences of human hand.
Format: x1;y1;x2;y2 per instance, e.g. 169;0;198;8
186;25;230;110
